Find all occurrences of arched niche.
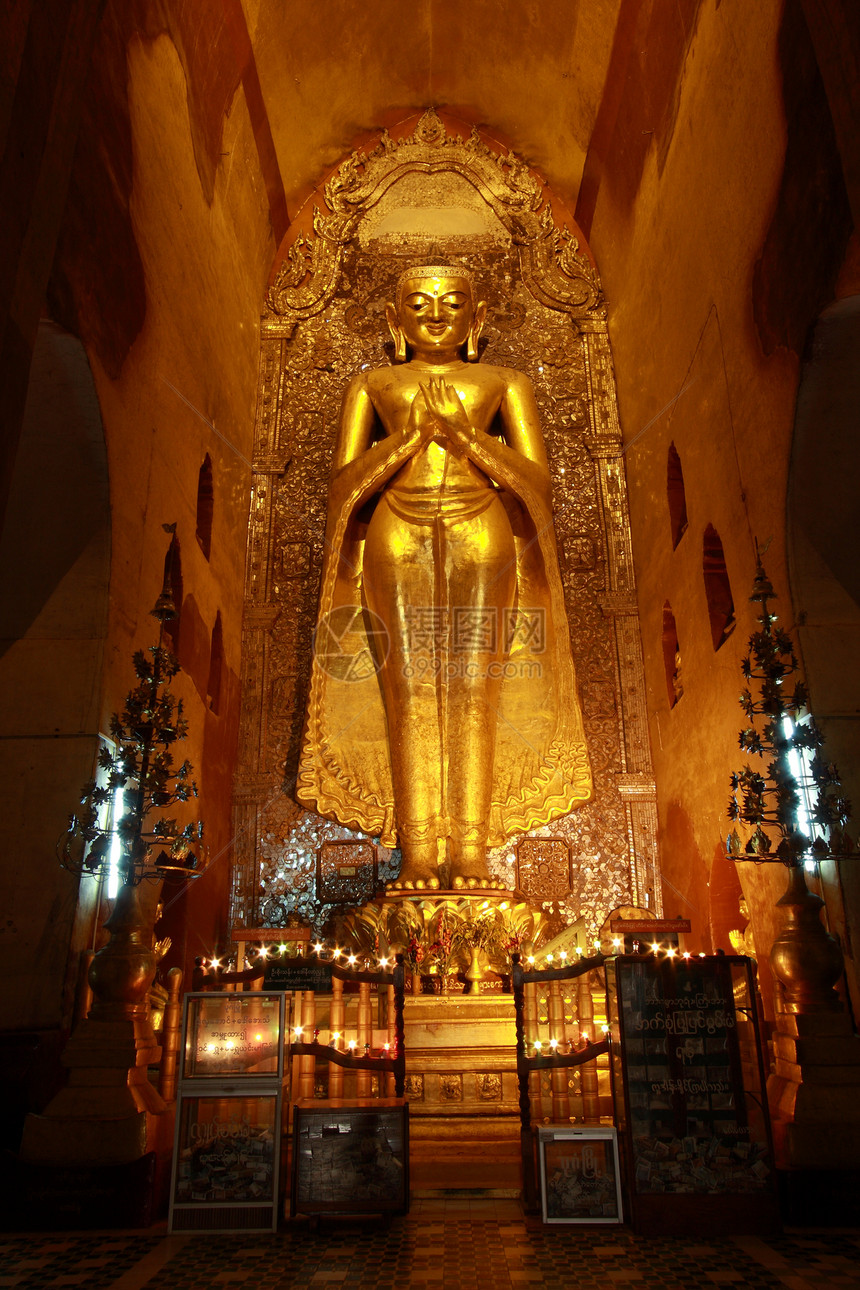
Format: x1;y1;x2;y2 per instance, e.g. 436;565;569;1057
0;319;111;1030
232;110;661;937
787;294;860;1014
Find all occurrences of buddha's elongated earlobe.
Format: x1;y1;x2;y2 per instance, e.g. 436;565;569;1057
385;303;407;363
466;301;488;362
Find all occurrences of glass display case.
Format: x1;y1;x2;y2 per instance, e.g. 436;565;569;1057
291;1098;409;1217
613;955;778;1235
169;992;289;1233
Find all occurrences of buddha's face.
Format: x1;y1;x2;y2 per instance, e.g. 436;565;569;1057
398;275;473;353
387;270;485;361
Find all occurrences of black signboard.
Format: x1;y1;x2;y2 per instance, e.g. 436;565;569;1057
615;955;775;1231
263;958;334;992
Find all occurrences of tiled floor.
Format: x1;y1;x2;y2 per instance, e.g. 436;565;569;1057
0;1203;858;1289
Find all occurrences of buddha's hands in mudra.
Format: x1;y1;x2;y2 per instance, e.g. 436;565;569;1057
411;377;475;456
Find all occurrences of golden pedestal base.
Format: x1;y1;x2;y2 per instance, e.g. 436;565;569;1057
403;994;522;1192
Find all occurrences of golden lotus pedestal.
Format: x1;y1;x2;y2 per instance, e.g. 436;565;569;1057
403;992;522;1194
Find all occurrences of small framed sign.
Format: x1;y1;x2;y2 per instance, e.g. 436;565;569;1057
538;1126;623;1224
181;992;285;1081
263;957;333;993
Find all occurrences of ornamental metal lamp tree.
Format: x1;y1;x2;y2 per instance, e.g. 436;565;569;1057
726;556;860;1170
21;528;204;1168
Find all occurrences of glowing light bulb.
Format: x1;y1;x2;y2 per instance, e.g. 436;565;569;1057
546;953;554;964
347;954;357;967
293;1026;303;1039
601;1024;609;1034
527;955;535;965
533;1039;542;1050
560;950;568;961
278;943;287;954
650;942;660;954
612;938;622;949
666;947;677;959
255;1033;263;1041
699;952;706;957
683;952;691;960
378;957;390;968
314;942;324;954
348;1039;356;1050
205;1043;216;1053
549;1038;558;1050
331;1031;341;1046
258;945;269;959
383;1043;390;1052
209;958;220;971
576;947;583;957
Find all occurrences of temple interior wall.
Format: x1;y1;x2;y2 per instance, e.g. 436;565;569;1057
0;0;857;1039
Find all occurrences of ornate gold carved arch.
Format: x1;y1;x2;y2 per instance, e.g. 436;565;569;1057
267;109;600;323
231;109;661;936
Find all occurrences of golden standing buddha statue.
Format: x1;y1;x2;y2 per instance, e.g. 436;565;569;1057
297;266;591;890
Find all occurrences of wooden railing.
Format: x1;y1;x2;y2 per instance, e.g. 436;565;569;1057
287;956;407;1101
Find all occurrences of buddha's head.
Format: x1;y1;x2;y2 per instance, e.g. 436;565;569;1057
387;265;487;363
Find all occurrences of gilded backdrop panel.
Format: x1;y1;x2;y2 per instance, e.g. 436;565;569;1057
232;112;661;938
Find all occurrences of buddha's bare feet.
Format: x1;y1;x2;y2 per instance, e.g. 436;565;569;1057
391;868;440;891
449;837;499;891
452;872;494;890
